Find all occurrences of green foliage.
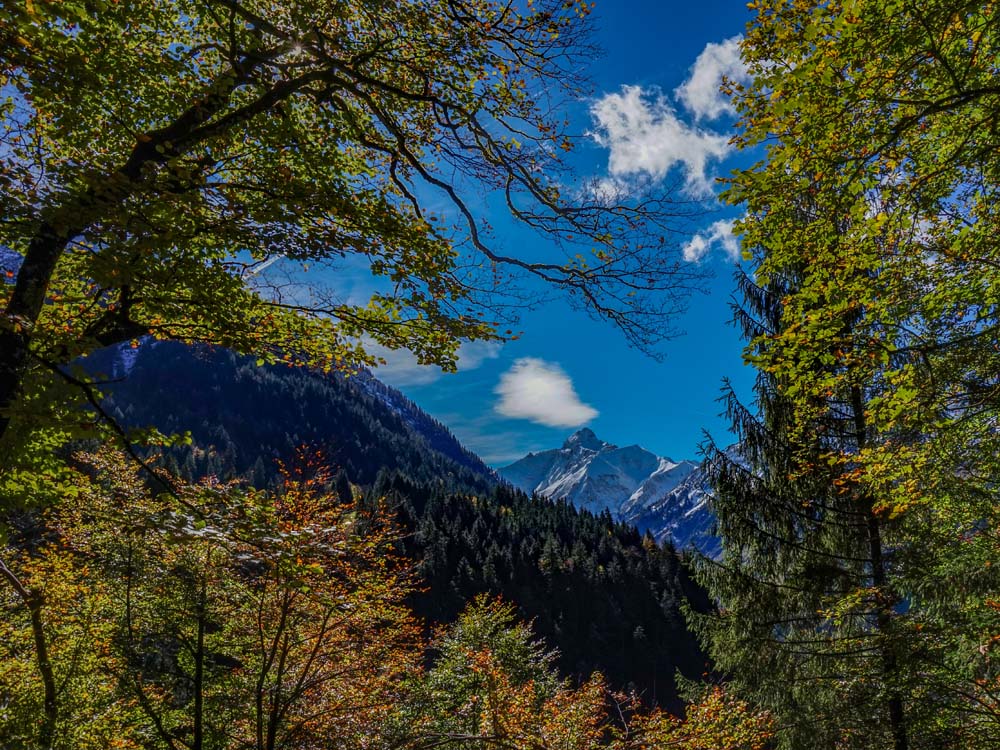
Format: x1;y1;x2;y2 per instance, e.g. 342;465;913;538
0;540;131;750
0;0;705;506
401;597;562;737
0;367;93;508
1;449;420;749
430;597;562;698
695;0;1000;747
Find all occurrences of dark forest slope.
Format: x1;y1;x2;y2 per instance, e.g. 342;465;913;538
89;341;496;491
372;473;710;709
87;340;710;708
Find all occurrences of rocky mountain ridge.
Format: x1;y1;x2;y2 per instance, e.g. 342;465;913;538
500;428;718;555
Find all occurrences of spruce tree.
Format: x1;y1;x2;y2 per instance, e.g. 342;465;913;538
692;2;1000;746
694;239;1000;748
691;257;917;749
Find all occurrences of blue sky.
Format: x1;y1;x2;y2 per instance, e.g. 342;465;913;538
369;0;756;465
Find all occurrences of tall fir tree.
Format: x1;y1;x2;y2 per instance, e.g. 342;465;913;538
690;246;918;748
690;1;1000;746
696;151;1000;750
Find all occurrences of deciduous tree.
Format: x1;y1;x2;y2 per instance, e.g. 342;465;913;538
0;449;420;749
396;596;610;750
625;685;773;750
696;0;1000;747
0;0;705;482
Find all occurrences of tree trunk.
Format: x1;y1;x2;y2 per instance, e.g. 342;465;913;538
193;572;207;750
0;557;58;749
0;65;253;446
852;385;909;750
0;217;82;442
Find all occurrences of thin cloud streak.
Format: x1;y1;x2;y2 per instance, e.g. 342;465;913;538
371;340;502;387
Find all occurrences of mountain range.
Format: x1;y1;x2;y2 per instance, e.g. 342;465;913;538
81;339;711;707
500;428;719;556
90;341;722;556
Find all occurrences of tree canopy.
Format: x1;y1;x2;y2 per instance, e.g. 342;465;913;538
693;0;1000;747
0;0;705;476
0;447;771;750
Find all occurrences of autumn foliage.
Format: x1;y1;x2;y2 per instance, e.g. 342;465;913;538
0;448;772;750
627;686;774;750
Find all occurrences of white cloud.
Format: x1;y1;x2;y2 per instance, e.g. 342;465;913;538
589;85;730;196
494;358;598;427
371;340;502;387
682;219;741;263
675;36;748;121
584;176;630;205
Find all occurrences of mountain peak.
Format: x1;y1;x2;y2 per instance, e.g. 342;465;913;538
500;432;717;555
562;427;606;451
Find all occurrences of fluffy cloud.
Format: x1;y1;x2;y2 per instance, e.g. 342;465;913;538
675;36;747;121
589;85;730;196
682;219;741;263
494;358;598;427
372;340;502;387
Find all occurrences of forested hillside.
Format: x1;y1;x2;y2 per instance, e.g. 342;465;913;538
89;340;496;490
85;340;710;708
371;472;710;709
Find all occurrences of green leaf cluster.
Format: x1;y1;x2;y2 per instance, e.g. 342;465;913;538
694;0;1000;747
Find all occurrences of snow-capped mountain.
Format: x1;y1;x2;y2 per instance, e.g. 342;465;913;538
636;445;751;558
628;463;720;558
500;428;716;553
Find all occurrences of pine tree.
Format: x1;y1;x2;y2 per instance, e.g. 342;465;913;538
691;259;917;749
694;2;1000;746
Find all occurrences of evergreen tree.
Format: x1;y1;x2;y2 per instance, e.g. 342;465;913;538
696;236;1000;748
691;253;916;747
392;597;609;750
378;475;709;709
693;2;1000;747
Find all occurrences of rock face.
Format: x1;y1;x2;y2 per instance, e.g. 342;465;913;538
628;465;720;558
500;429;718;554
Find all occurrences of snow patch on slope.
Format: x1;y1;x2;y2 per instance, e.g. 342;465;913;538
499;429;736;556
500;429;708;547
